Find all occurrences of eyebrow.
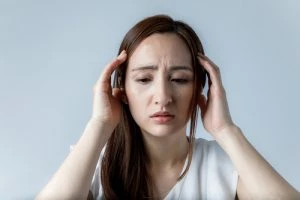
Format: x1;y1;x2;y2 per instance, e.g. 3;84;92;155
131;65;193;72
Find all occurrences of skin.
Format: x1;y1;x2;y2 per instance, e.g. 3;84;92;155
36;33;300;199
125;33;194;197
36;52;128;199
197;54;300;199
126;33;193;139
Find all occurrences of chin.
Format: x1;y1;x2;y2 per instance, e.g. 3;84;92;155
141;126;185;138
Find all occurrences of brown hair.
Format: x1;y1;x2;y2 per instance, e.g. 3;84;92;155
101;14;206;199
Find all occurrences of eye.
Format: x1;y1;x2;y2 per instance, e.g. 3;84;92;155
136;78;151;84
171;78;189;84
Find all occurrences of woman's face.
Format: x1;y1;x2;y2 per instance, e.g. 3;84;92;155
125;33;194;138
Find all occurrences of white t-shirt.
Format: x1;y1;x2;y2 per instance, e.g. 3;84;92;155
89;138;238;200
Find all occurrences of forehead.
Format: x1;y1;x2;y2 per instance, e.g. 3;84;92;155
127;33;192;69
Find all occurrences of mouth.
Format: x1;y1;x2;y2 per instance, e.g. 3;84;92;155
150;112;175;123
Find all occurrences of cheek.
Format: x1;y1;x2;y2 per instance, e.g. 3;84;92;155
175;86;194;114
125;84;148;114
125;80;153;103
126;91;148;126
126;83;142;102
176;85;193;100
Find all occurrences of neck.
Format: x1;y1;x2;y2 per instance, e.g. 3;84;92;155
142;129;189;169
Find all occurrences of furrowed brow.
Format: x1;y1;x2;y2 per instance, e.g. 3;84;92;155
131;65;158;72
131;65;193;72
169;66;193;72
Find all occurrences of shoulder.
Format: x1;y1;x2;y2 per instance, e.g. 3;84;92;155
192;138;238;199
194;138;224;157
193;137;234;168
168;138;238;199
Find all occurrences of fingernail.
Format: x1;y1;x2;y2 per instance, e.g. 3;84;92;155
117;50;126;59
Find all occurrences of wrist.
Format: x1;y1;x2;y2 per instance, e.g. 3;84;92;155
88;117;115;130
214;124;243;144
213;125;249;159
86;118;115;141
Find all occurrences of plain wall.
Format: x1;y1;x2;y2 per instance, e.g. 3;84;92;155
0;0;299;199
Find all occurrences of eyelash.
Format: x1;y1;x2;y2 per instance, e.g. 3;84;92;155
136;78;151;83
136;78;189;84
172;78;189;84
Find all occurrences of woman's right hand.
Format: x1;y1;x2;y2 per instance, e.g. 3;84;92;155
91;50;127;131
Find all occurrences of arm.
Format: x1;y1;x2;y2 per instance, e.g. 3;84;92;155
197;53;299;199
36;119;111;199
36;50;127;199
216;125;299;199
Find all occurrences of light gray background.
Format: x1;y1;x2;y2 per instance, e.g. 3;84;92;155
1;0;299;199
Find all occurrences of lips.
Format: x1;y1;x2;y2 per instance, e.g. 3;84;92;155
150;111;175;123
150;111;174;117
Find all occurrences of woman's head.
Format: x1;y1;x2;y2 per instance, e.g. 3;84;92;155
124;33;195;138
113;14;206;136
102;14;206;199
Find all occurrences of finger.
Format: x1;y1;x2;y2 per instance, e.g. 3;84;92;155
112;88;122;100
96;50;127;91
198;53;223;88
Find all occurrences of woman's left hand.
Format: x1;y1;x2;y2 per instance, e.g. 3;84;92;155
197;53;235;137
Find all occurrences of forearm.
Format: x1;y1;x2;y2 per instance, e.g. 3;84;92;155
36;119;112;200
215;125;299;199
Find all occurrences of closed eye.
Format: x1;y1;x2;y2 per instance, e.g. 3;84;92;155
171;79;189;84
136;78;151;84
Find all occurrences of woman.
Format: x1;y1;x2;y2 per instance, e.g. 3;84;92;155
36;15;299;199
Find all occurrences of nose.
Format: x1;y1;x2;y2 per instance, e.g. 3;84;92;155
153;79;173;106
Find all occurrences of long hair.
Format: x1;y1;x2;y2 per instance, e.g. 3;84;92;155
101;14;206;199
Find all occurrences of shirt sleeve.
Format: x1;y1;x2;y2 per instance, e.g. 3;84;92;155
206;140;239;199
